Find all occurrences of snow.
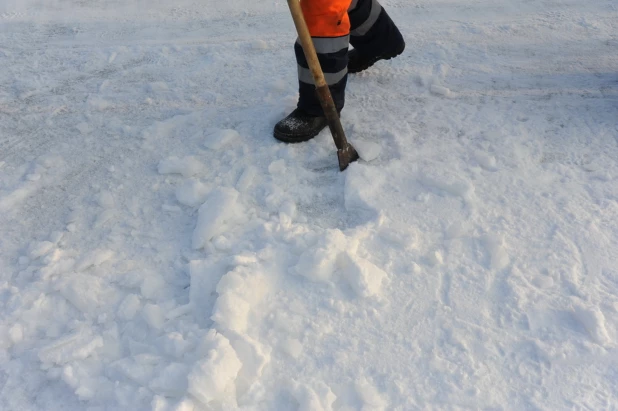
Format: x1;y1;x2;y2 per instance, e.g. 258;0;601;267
1;0;618;409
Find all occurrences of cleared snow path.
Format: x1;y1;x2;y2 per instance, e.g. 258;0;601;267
1;0;618;410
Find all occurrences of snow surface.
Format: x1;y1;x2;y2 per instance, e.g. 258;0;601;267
1;0;618;409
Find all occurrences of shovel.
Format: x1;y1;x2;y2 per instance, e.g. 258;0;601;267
286;0;359;171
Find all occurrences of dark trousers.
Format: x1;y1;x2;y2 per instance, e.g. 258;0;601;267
295;0;404;116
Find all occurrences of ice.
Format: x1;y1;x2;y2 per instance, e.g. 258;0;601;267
158;156;205;178
187;330;243;405
204;129;240;150
338;252;387;298
192;187;244;250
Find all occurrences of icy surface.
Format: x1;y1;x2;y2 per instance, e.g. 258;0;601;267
1;0;618;409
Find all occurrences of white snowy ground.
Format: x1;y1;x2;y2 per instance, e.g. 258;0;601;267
1;0;618;409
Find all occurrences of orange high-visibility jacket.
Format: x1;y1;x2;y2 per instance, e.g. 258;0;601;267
301;0;353;37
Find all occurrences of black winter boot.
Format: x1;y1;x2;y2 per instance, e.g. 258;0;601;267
348;40;405;74
273;108;329;143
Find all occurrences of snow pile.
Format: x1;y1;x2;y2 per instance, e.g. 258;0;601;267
1;0;618;409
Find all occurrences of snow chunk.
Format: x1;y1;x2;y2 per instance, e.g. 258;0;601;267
430;84;451;97
293;230;347;282
142;304;166;331
117;294;141;320
88;95;113;110
188;330;242;405
9;324;24;345
97;190;115;208
190;260;227;326
39;329;104;366
474;151;498;171
76;249;115;271
236;166;257;192
30;241;55;259
204;129;240;150
268;159;286;175
152;396;195;411
353;140;381;162
282;338;303;359
572;302;611;345
158;156;205;177
211;266;269;333
149;363;190;396
175;179;210;207
428;250;444;266
356;379;388;410
160;332;192;359
338;252;387;298
192;188;244;250
445;222;470;239
291;381;337;411
482;234;509;271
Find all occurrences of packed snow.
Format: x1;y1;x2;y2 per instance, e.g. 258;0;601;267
1;0;617;410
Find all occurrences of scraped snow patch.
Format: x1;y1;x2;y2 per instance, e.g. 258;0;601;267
192;188;244;249
158;156;205;177
338;252;387;298
204;129;240;150
188;330;243;405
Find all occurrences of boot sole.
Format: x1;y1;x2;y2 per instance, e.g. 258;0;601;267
349;42;406;74
273;127;325;144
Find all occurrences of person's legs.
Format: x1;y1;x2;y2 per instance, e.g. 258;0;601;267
274;0;352;143
348;0;405;73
